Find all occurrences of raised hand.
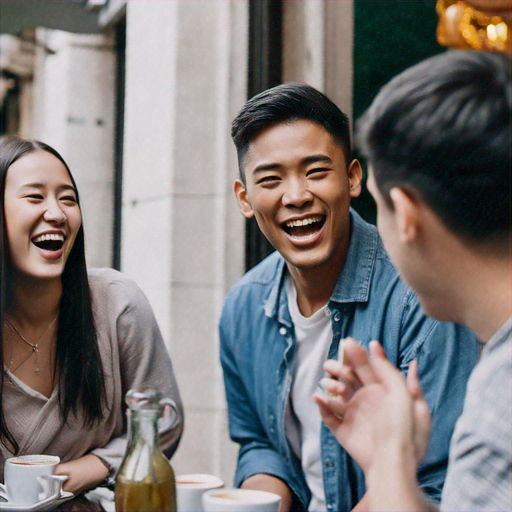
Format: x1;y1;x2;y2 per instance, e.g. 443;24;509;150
313;338;432;476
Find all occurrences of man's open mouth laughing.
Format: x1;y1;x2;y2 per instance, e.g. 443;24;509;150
281;214;326;244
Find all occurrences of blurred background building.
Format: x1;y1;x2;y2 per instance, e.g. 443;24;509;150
1;0;461;485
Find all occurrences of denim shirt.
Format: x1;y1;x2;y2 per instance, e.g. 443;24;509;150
219;210;478;511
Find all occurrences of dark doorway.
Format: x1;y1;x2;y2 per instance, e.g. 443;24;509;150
245;0;283;271
352;0;444;224
0;70;20;136
112;17;126;270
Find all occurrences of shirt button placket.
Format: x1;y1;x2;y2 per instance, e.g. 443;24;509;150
269;414;275;433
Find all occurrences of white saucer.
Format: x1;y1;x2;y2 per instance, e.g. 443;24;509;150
0;491;74;511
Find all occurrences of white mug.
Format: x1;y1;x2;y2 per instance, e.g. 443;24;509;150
0;455;66;506
176;474;224;512
202;489;282;512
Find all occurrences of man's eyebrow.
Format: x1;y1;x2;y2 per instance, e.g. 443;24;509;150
251;163;282;176
251;154;333;176
301;154;333;166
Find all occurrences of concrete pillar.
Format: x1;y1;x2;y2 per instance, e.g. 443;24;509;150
121;0;247;484
283;1;325;91
283;0;354;121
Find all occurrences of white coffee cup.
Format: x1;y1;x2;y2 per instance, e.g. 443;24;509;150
202;489;282;512
0;455;66;506
176;474;224;511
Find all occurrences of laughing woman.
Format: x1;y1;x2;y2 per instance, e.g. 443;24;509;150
0;136;183;497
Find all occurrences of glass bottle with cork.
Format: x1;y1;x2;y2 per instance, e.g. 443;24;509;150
115;387;178;512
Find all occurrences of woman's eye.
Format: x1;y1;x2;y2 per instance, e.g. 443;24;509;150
25;194;44;200
61;195;77;204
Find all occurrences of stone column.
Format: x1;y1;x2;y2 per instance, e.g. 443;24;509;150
283;0;354;121
121;0;247;483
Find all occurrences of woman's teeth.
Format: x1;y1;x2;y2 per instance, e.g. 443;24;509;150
32;233;65;243
32;233;65;251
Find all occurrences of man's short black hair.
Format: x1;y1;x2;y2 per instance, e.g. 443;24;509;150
357;50;511;248
231;82;351;183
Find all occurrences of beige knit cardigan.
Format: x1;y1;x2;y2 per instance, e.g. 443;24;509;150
1;268;184;480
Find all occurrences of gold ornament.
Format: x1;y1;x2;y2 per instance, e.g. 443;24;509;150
436;0;509;52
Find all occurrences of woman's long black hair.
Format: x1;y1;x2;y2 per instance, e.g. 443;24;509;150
1;135;106;453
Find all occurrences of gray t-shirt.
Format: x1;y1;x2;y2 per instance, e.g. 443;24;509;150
441;318;511;511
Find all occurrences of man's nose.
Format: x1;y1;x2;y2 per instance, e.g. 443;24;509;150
282;178;313;208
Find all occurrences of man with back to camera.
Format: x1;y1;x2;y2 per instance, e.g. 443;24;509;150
314;51;511;511
219;82;480;511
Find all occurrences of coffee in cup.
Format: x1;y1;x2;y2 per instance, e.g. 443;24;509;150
176;474;224;511
0;455;64;506
202;488;281;512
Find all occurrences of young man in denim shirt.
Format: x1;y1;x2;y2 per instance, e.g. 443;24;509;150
219;83;479;511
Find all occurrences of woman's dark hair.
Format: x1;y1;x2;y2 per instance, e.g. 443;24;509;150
1;135;106;453
356;50;511;249
231;82;352;184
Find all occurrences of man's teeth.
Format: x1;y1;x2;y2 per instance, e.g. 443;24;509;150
32;233;65;243
285;216;322;228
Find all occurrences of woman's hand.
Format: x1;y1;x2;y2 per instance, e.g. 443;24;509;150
54;454;110;495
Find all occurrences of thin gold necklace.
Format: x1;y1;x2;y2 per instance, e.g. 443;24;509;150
5;316;58;375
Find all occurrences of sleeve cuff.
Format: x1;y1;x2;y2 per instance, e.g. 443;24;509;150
91;453;117;490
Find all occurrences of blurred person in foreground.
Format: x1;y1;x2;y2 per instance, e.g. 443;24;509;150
220;83;479;511
315;50;511;511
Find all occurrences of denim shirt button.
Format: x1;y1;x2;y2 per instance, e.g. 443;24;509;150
327;504;333;510
325;459;335;468
325;308;332;316
279;327;287;336
333;312;341;322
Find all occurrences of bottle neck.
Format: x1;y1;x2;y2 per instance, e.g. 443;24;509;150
127;409;160;449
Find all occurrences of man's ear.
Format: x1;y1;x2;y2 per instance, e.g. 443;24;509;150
234;179;255;219
347;159;363;198
389;187;421;243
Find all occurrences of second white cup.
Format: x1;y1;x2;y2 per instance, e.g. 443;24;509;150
202;489;282;512
176;473;224;512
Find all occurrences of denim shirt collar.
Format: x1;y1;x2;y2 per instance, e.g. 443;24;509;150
264;209;378;321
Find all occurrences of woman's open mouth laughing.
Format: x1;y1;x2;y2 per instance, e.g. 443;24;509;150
31;232;66;259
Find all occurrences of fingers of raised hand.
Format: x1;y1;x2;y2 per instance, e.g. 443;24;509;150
323;358;361;388
406;360;424;399
369;348;409;391
369;340;387;359
343;338;381;386
313;390;346;428
319;375;346;397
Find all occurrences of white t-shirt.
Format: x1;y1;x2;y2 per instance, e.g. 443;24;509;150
286;275;333;512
